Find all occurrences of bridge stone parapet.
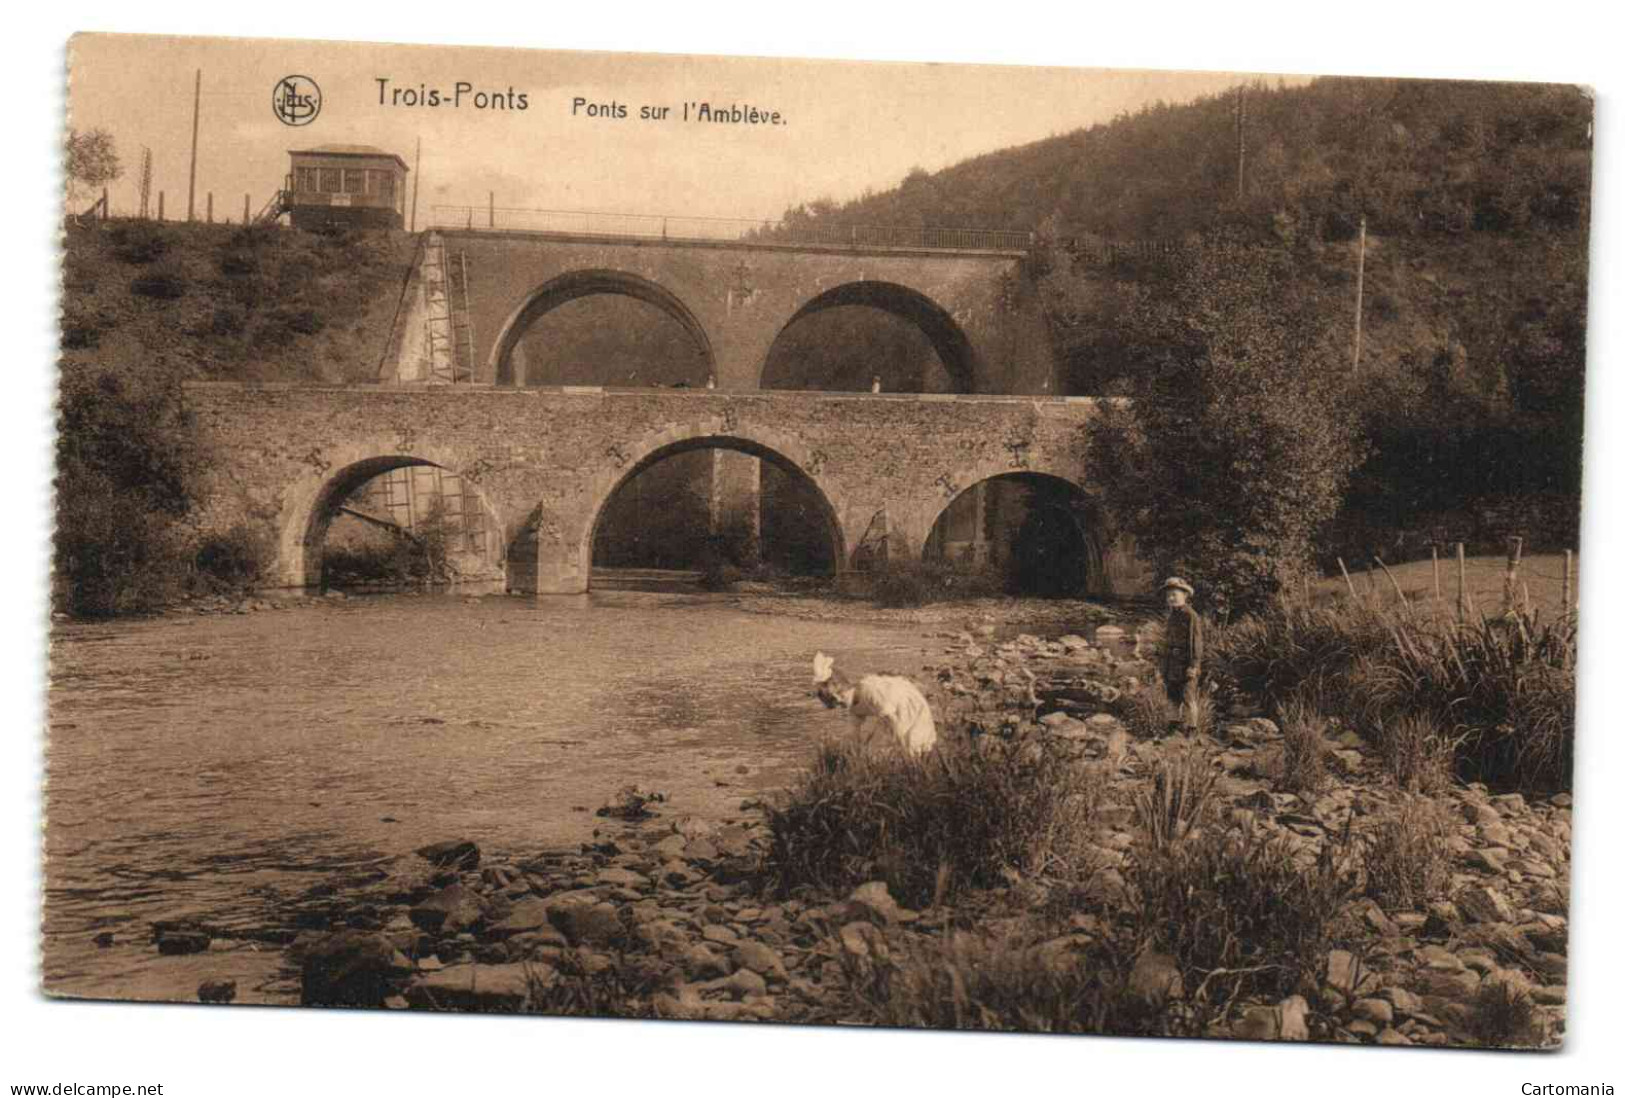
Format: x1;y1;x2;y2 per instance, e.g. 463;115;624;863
183;383;1138;595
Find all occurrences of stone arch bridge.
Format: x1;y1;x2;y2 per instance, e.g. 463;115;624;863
391;228;1054;394
184;384;1147;596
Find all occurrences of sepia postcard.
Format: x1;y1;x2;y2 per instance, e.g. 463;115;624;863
52;31;1591;1053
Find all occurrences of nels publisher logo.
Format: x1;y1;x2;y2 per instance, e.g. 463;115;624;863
272;75;322;126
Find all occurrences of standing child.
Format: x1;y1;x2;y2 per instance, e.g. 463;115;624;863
1160;577;1203;729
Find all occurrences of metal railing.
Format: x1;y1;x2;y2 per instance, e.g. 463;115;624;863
427;204;1034;252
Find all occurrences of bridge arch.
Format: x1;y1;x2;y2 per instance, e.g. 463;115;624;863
761;280;980;393
573;421;852;587
922;468;1107;597
275;440;504;590
490;269;717;385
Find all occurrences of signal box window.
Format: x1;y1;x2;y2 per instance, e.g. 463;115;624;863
343;169;365;194
320;168;341;194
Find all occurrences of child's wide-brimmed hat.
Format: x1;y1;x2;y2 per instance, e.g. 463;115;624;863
1162;576;1195;596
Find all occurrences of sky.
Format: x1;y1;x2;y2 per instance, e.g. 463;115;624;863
67;34;1286;225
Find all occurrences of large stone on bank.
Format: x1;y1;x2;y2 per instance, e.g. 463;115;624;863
679;943;732;979
415;840;480;872
405;962;543;1011
847;881;913;925
1127;949;1183;1008
1458;885;1517;925
300;930;414;1007
733;940;789;983
197;979;237;1004
487;896;553;938
595;867;651;890
410;883;487;934
548;899;624;946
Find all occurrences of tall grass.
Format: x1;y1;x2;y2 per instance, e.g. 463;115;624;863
761;734;1100;908
1132;748;1220;850
1128;817;1360;1003
832;923;1174;1035
1362;796;1453;911
1213;599;1575;792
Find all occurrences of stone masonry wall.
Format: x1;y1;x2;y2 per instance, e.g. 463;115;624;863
434;232;1052;395
183;384;1140;595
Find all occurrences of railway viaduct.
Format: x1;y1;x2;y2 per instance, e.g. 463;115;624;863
388;227;1054;394
184;385;1147;596
186;224;1149;596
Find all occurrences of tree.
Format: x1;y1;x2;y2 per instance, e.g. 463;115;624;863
55;362;202;615
65;127;122;207
1084;241;1363;616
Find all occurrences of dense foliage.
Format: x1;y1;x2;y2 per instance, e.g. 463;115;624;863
1083;244;1364;614
774;77;1592;568
54;365;201;616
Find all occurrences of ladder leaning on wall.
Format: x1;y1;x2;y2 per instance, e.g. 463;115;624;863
421;232;477;384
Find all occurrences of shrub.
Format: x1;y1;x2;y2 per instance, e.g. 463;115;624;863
832;923;1178;1036
109;222;171;265
1132;747;1220;851
1081;243;1364;617
1119;687;1177;740
55;367;202;617
1128;817;1360;1004
218;250;259;277
1362;796;1452;911
207;306;247;338
1213;599;1576;793
1466;975;1544;1048
129;270;186;299
761;734;1097;908
1371;711;1457;794
192;523;273;592
1268;696;1331;794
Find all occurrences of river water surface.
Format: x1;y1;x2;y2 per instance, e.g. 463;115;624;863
45;590;956;1004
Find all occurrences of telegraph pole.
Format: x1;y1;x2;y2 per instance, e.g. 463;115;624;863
186;69;201;221
410;136;422;233
1352;215;1368;375
1235;83;1247;200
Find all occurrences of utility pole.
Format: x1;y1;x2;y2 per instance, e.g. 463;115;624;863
1235;83;1247;201
187;69;201;222
410;136;422;233
1352;215;1367;375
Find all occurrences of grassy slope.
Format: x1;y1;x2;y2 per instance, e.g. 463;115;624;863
60;220;419;384
1314;553;1576;619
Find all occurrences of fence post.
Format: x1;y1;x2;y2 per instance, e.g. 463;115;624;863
244;193;250;224
488;192;494;229
1562;549;1574;619
207;192;213;223
100;187;108;220
1456;542;1467;624
157;191;165;221
1432;544;1441;604
1502;536;1523;617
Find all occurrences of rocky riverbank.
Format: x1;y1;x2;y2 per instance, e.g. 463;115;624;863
150;628;1568;1046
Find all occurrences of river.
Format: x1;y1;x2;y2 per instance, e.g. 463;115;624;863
43;589;987;1004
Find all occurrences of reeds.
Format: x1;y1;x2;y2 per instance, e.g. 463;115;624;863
761;733;1100;907
1213;597;1575;792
